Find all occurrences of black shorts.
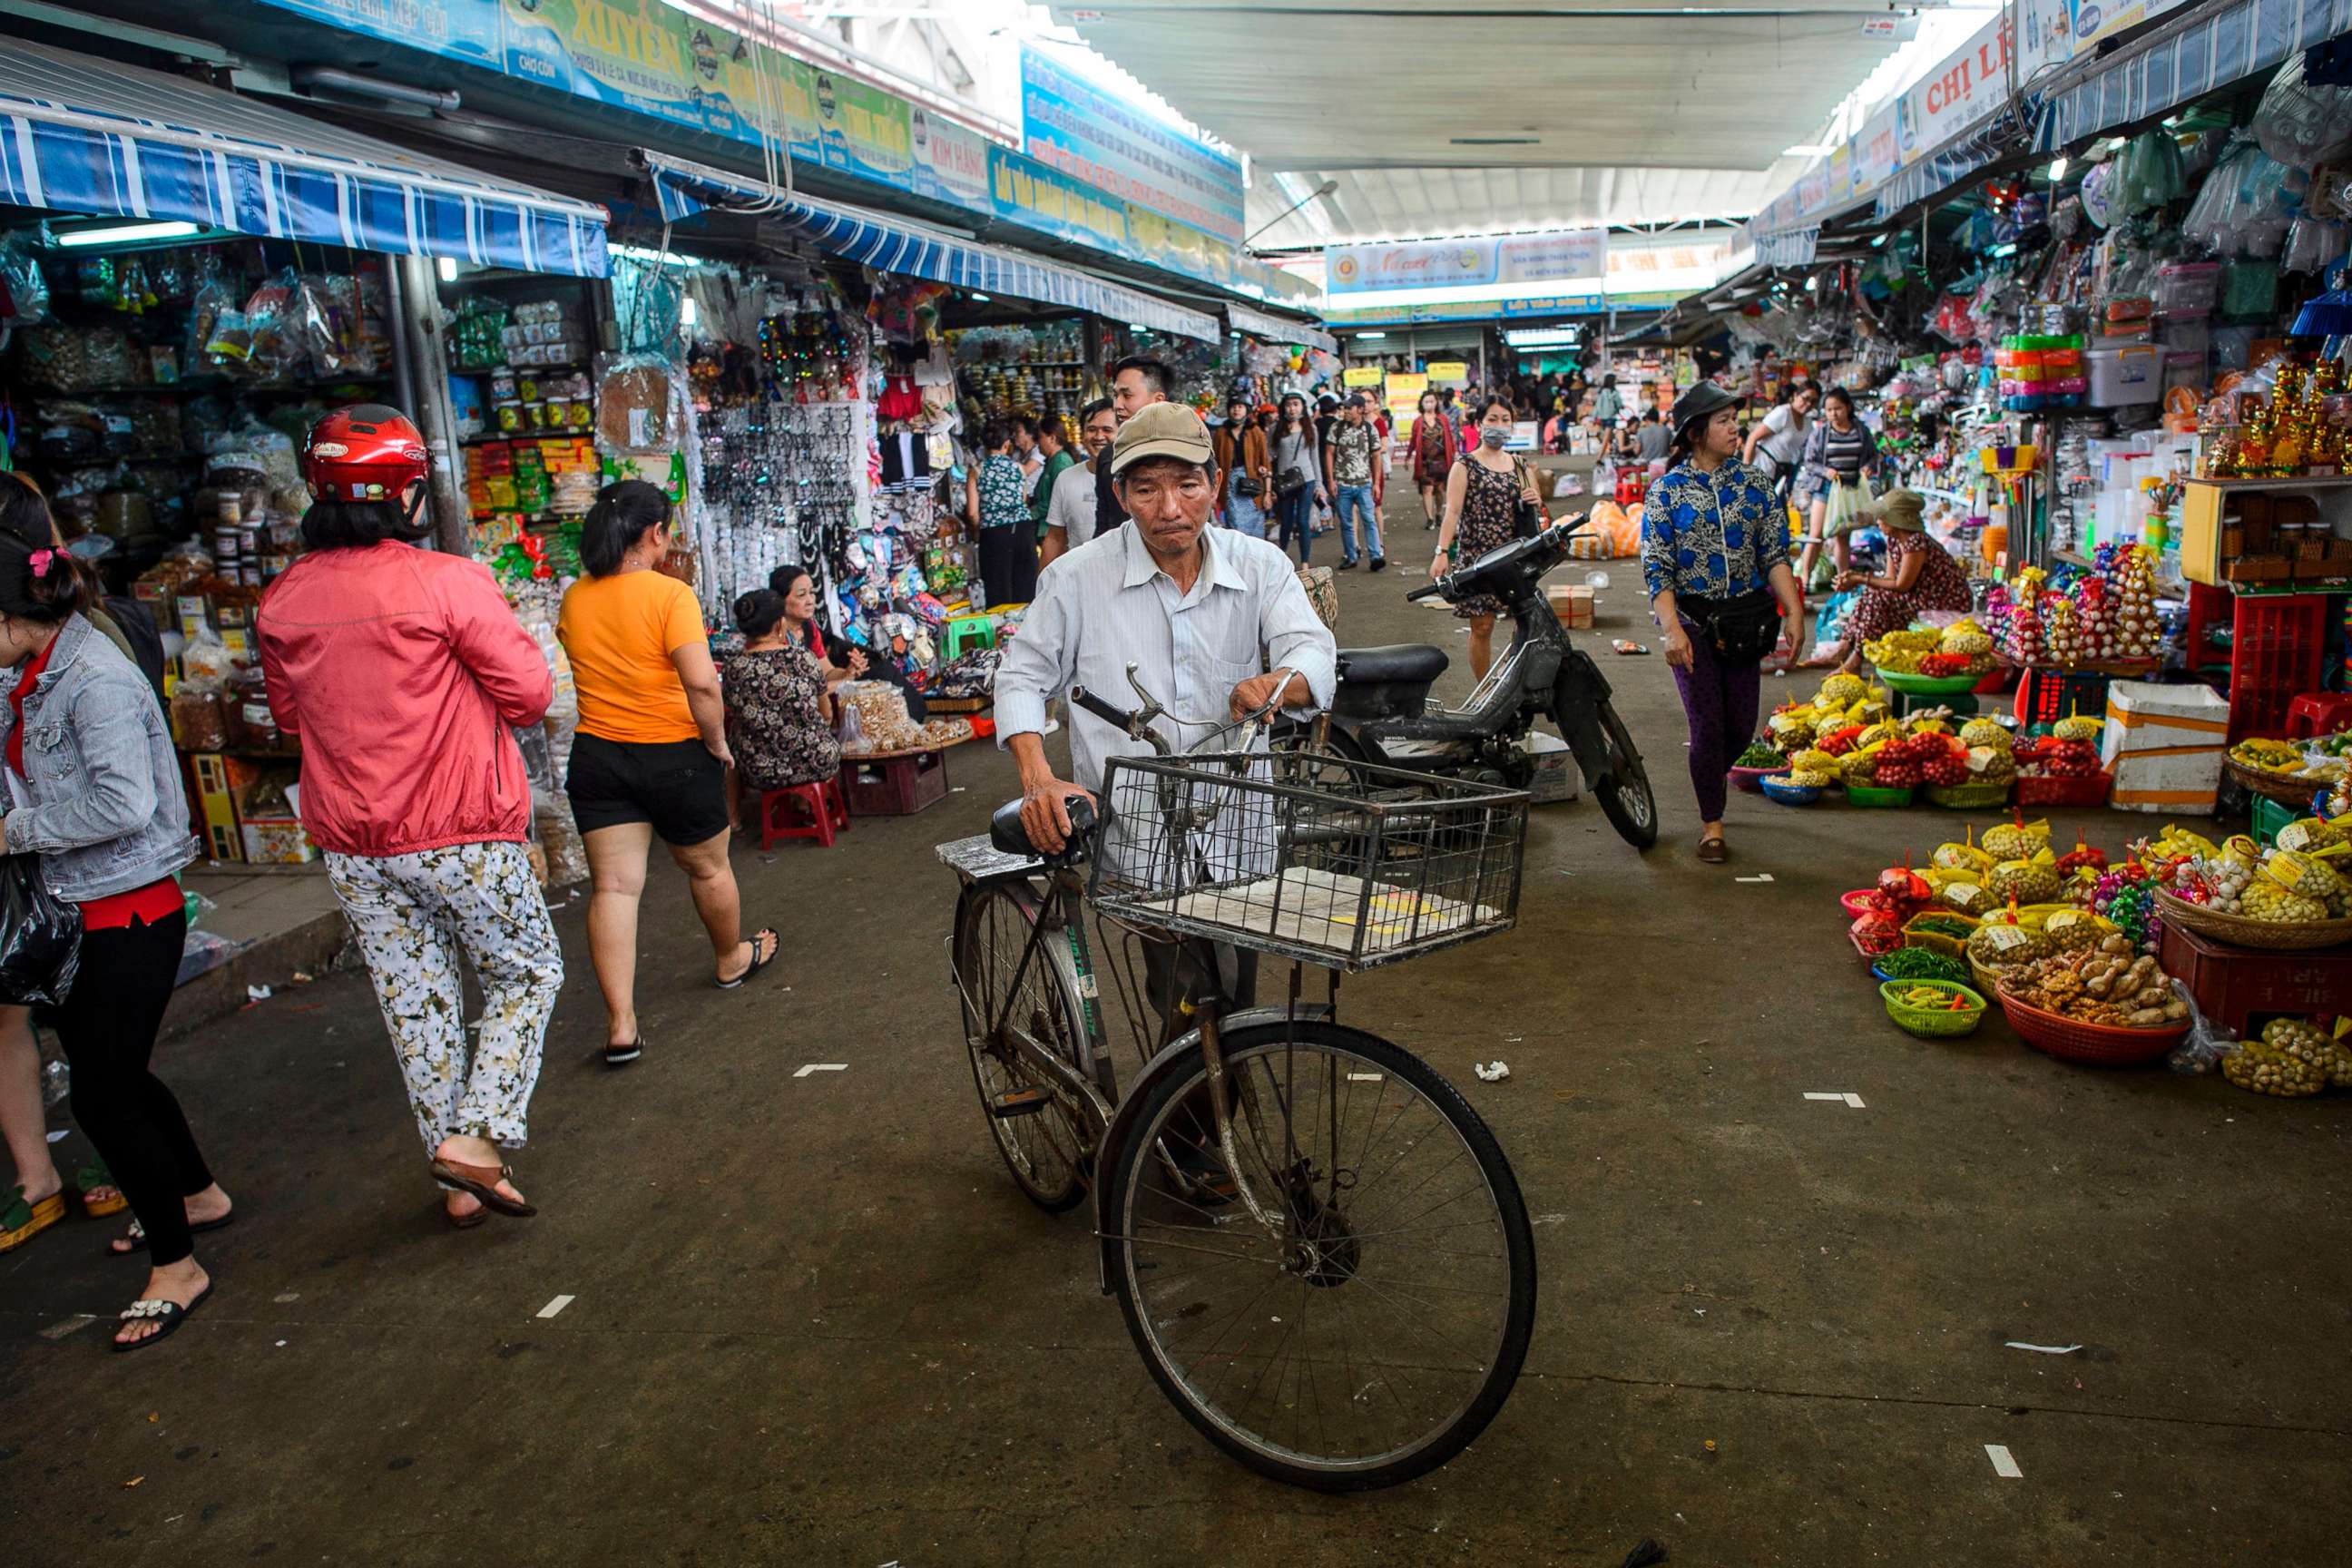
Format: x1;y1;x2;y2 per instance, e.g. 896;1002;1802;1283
564;733;730;846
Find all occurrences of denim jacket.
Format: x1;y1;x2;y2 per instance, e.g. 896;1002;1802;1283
0;613;196;901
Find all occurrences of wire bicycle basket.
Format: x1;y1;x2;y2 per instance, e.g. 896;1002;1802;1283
1089;747;1529;971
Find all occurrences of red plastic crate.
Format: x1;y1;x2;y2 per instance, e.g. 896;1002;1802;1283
2160;919;2352;1038
2228;593;2329;742
838;748;951;816
2015;668;2112;729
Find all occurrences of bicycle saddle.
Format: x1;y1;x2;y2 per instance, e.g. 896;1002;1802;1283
989;795;1097;859
1337;644;1449;684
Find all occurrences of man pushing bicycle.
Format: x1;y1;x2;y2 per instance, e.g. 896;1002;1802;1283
992;401;1337;1024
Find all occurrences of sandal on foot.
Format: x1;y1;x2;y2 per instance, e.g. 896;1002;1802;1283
108;1210;235;1257
603;1037;644;1069
445;1199;490;1231
714;928;780;990
77;1161;128;1219
113;1284;213;1353
1697;836;1730;865
427;1156;536;1219
2;1185;67;1254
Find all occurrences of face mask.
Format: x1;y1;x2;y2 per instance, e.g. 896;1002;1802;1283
1480;426;1508;450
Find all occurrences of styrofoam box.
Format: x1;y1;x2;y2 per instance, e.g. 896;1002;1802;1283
1520;731;1581;804
2102;680;2230;815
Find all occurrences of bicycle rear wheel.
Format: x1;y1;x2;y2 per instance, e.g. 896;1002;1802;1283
951;882;1091;1212
1102;1022;1535;1490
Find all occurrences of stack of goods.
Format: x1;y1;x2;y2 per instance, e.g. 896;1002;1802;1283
2199;359;2350;480
2104;680;2232;814
484;368;596;436
1985;548;2162;671
464;436;600;529
450;297;587;373
1994;333;2086;412
2222;1018;2352;1098
837;680;973;754
2191;488;2350;588
1849;858;1933;957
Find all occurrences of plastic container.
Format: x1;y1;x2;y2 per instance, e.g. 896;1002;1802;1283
2159;918;2352;1038
1761;773;1821;806
1996;990;2188;1066
1840;887;1881;918
2229;594;2329;742
1730;763;1779;794
2085;343;2161;407
1879;979;1988;1038
1925;779;2013;809
2251;792;2297;847
838;749;950;816
1845;783;1917;808
2013;769;2112;808
1877;669;1984;697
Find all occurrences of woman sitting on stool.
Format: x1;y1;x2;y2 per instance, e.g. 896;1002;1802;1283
724;586;849;794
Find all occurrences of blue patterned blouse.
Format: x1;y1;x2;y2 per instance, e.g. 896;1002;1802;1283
1640;457;1788;603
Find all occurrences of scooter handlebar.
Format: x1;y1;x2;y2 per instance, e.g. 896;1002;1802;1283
1406;578;1447;602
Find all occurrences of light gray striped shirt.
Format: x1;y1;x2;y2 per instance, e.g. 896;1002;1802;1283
994;521;1337;794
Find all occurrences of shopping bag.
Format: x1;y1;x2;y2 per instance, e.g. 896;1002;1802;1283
0;854;82;1007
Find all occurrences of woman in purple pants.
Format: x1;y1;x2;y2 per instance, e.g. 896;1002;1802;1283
1640;384;1804;865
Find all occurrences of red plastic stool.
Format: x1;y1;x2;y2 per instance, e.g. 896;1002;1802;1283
758;778;849;849
2285;693;2352;740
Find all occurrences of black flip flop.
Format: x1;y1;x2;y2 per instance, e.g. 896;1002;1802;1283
714;928;780;990
108;1210;234;1257
603;1037;644;1069
112;1283;213;1353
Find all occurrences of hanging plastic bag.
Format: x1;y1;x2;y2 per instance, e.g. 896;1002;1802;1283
2252;51;2352;172
2283;214;2348;275
0;855;83;1007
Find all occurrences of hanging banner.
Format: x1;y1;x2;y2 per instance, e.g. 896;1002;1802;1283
1327;229;1608;298
1426;361;1471;385
1384;372;1428;431
814;69;912;184
1343;367;1385;387
262;1;504;63
1018;44;1245;244
910;111;991;210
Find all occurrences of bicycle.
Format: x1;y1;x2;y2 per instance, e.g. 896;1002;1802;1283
936;669;1539;1491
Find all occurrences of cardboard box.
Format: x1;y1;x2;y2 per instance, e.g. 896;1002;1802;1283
1518;731;1581;804
240;817;318;865
1545;583;1595;629
190;753;261;864
2102;680;2230;815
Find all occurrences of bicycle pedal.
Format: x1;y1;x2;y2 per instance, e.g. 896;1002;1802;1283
988;1087;1057;1120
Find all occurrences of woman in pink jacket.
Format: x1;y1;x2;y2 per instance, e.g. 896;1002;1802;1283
256;408;563;1229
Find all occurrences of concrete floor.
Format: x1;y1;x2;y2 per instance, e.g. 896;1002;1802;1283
5;479;2350;1566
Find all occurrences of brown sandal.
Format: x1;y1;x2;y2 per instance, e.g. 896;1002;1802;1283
1697;836;1730;864
427;1156;537;1219
444;1199;491;1230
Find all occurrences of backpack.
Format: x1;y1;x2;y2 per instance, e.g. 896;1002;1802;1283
103;594;167;705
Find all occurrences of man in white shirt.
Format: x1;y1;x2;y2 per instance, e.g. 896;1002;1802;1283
995;403;1338;1018
1038;398;1117;568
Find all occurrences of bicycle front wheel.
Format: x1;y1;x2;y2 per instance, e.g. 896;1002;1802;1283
1102;1023;1535;1490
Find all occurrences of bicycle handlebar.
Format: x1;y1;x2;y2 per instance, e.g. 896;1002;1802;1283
1068;686;1139;733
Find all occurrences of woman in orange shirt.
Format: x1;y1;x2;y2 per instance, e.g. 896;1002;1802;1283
557;481;779;1069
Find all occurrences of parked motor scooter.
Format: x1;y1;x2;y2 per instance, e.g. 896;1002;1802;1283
1298;516;1658;848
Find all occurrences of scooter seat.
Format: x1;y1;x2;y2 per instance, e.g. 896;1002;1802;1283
1338;644;1450;684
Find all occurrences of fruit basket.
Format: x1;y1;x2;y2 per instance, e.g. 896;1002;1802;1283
2151;887;2352;953
1879;978;1987;1038
1845;783;1916;808
2014;769;2110;808
1926;779;2013;809
1730;764;1779;794
1839;887;1879;918
1994;988;2188;1066
1877;669;1984;697
2223;755;2328;808
1760;773;1820;806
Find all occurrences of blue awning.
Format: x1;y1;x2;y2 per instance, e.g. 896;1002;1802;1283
2035;0;2352;152
1225;301;1336;355
643;152;1222;343
1;41;608;277
1873;109;2024;221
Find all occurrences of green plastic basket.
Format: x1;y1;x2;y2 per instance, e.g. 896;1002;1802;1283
1845;783;1916;808
1926;779;2012;809
1878;978;1987;1038
1877;669;1984;696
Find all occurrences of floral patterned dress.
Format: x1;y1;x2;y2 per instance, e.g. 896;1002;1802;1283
1847;531;1973;645
724;645;842;791
1452;457;1520;619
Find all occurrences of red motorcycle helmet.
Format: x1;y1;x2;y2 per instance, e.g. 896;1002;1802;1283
302;405;431;534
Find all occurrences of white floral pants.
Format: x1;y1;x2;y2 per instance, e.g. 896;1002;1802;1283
326;841;564;1154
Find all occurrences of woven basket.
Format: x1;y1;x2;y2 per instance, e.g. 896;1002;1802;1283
2223;756;2330;808
1994;988;2187;1066
2151;888;2352;952
1900;911;1979;959
1879;979;1987;1038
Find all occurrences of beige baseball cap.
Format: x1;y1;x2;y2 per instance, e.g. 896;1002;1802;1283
1110;401;1213;476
